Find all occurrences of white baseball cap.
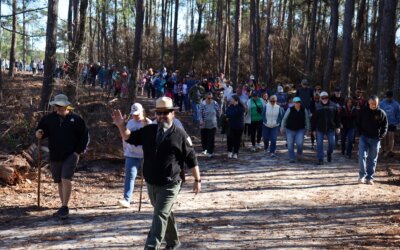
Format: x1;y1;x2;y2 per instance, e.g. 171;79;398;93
130;103;144;115
320;91;329;97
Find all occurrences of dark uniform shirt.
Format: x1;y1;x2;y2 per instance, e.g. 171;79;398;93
126;123;198;186
36;112;89;161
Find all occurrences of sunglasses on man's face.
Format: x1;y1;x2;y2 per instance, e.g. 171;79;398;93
156;110;172;116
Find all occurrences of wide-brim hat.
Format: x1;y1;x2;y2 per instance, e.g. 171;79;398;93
49;94;71;107
152;97;179;111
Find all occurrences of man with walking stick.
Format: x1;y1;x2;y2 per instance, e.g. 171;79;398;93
112;96;201;250
35;94;89;219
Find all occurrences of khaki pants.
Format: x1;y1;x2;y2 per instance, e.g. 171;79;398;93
144;181;181;250
382;131;395;153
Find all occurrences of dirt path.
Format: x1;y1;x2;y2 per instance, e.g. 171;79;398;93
1;135;400;249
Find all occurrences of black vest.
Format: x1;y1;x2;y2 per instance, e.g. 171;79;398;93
286;107;306;131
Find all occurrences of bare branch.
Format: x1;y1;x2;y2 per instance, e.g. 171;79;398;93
1;25;45;37
0;6;47;18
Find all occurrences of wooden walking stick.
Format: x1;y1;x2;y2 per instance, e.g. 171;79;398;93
37;138;42;208
138;162;144;212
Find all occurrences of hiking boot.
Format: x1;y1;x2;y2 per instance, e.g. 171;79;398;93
232;153;238;159
227;152;232;158
311;145;315;150
201;150;207;155
251;146;256;152
270;153;276;158
358;177;366;184
118;199;131;208
327;154;332;162
256;143;263;149
289;159;295;163
53;206;69;219
366;179;374;185
317;159;324;165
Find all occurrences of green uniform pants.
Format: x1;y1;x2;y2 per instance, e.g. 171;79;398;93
144;180;181;250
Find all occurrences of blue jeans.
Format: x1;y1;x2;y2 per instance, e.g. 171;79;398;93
262;126;279;153
286;129;305;161
358;135;380;180
316;130;335;161
123;157;143;203
183;94;189;112
341;128;355;157
191;102;201;123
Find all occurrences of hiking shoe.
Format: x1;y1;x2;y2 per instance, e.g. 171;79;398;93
256;143;263;149
201;150;207;155
227;152;232;158
366;179;374;185
232;153;238;159
53;206;69;219
118;199;130;208
251;146;256;152
289;160;295;163
327;154;332;162
311;145;315;150
317;160;324;165
358;177;366;184
164;242;181;250
270;153;276;158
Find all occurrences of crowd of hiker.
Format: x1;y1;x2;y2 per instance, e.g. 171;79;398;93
34;65;399;249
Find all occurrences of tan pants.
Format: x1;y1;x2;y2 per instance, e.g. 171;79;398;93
382;131;395;153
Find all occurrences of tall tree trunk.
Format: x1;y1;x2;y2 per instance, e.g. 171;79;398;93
264;0;273;85
372;0;383;91
394;46;400;99
128;0;145;101
376;0;398;95
67;0;73;49
217;0;223;73
161;0;166;67
305;0;318;79
173;0;179;70
67;0;89;102
22;0;26;70
0;1;3;101
223;0;231;75
350;0;366;91
88;0;94;63
230;0;241;86
8;0;17;77
322;0;338;90
113;0;118;64
286;0;293;78
339;0;355;96
196;2;205;34
250;0;259;81
39;0;59;110
102;0;109;66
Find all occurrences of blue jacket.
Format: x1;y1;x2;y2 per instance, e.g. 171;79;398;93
380;99;400;126
225;104;245;129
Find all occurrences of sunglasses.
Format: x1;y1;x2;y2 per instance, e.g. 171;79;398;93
156;110;172;116
321;97;329;100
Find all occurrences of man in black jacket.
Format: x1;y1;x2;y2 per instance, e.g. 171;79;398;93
357;95;388;185
36;94;89;219
311;91;341;165
112;97;201;250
